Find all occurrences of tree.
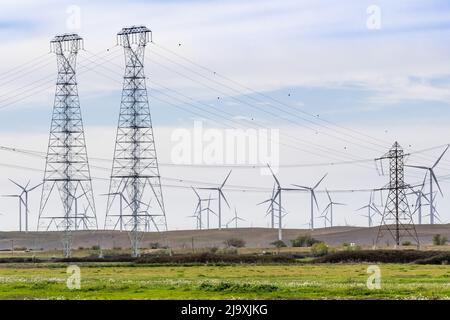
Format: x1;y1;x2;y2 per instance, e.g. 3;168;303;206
291;234;319;247
270;240;287;254
224;238;246;248
311;242;328;257
433;234;448;246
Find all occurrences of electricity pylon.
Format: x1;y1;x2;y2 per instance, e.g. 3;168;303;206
38;33;97;258
105;26;168;257
375;142;419;247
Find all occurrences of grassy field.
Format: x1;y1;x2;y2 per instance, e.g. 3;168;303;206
0;263;449;299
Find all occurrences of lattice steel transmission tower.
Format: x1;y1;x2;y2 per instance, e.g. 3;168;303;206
375;142;419;247
105;26;168;257
38;34;97;258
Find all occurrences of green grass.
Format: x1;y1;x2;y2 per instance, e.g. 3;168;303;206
0;263;449;299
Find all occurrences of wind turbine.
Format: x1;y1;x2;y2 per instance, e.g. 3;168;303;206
320;189;345;227
257;183;277;228
8;179;42;232
356;191;378;227
199;170;232;230
405;144;448;224
227;207;246;229
202;195;217;229
191;187;204;230
191;187;217;230
407;174;431;225
101;191;130;232
1;194;23;231
186;214;200;229
266;164;294;240
292;173;327;230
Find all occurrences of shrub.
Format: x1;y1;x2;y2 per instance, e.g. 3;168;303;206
224;238;246;248
219;248;238;255
414;253;450;265
311;242;328;257
402;241;412;246
342;243;361;251
91;245;100;250
432;234;448;246
313;250;442;264
291;234;319;247
209;247;219;254
271;240;287;248
149;242;160;249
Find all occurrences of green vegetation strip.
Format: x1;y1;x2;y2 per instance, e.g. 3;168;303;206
0;263;449;299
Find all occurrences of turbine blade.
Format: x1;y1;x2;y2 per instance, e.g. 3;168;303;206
326;189;331;202
220;170;232;189
220;190;231;208
431;170;443;196
313;173;328;189
420;172;428;191
312;191;319;210
191;186;201;199
8;179;24;191
291;184;310;190
432;144;449;169
405;165;428;170
257;199;271;205
267;164;280;187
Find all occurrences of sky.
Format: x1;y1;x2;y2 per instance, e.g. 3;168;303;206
0;0;450;238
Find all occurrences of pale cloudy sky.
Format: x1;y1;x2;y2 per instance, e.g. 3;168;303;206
0;0;450;232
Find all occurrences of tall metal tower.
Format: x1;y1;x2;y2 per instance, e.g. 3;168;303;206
375;142;419;247
105;26;168;257
38;34;97;258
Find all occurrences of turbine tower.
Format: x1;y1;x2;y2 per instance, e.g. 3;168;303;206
105;26;168;257
375;142;419;247
38;33;97;258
